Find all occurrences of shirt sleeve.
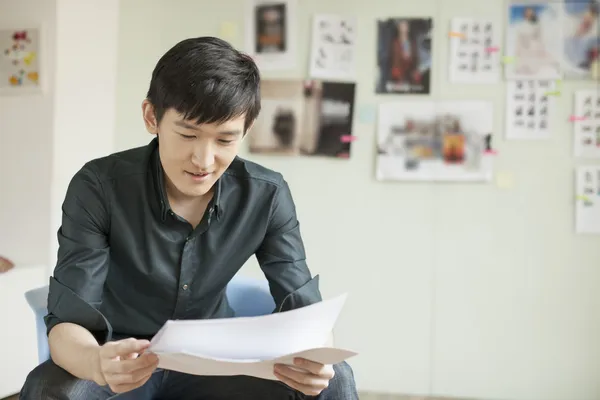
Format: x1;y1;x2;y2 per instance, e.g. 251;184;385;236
44;162;113;344
255;178;323;313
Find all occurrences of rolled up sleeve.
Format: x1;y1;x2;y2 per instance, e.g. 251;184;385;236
44;163;113;344
255;178;322;313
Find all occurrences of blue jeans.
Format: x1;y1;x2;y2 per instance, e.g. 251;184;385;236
20;359;358;399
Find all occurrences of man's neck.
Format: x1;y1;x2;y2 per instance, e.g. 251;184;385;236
164;175;214;228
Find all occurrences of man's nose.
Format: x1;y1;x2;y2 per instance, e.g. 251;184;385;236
191;143;215;169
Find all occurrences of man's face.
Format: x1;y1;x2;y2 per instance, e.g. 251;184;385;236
142;101;246;199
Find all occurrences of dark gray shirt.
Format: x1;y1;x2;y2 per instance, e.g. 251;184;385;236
45;138;321;343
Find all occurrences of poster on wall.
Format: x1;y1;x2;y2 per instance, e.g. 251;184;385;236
504;3;562;80
575;165;600;234
244;0;297;71
505;79;556;139
308;14;357;81
562;0;600;80
0;27;41;93
573;89;600;157
448;17;501;84
375;18;433;94
248;79;356;158
376;101;494;182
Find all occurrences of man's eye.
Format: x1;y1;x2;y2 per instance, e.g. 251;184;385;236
180;134;195;139
218;139;233;144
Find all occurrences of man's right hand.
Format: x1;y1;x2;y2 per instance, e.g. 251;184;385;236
93;338;159;393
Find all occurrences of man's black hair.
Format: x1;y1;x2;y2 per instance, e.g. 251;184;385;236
146;36;261;132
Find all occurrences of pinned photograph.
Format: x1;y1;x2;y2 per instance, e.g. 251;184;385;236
573;89;600;157
245;0;297;71
0;27;42;93
376;101;494;182
308;14;357;81
448;17;501;83
505;3;562;80
562;0;599;80
505;80;555;139
576;165;600;233
249;79;356;158
376;18;433;94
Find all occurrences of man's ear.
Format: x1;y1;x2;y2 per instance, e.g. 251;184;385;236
142;99;159;135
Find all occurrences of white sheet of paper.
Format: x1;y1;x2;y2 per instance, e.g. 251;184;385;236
308;14;357;81
576;166;600;234
244;0;297;71
154;347;357;380
448;18;501;84
505;80;555;140
573;89;600;158
148;294;356;377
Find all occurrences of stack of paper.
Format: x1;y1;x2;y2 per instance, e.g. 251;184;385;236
147;294;357;380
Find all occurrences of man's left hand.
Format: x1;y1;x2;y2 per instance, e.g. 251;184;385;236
274;358;335;396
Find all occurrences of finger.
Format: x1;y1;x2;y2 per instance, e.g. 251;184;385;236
104;353;159;374
273;369;326;396
106;360;158;386
292;358;335;378
109;371;153;394
274;364;329;389
103;338;151;359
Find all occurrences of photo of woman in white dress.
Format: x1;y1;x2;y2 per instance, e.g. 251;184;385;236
506;4;562;80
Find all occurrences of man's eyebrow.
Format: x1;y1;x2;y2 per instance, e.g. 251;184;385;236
218;129;243;136
174;120;199;130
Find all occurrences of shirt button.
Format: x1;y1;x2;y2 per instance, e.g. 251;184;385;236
182;284;188;290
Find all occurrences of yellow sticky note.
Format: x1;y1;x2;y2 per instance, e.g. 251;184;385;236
544;90;561;96
495;172;514;189
219;22;238;41
502;56;515;64
555;79;562;89
576;195;590;202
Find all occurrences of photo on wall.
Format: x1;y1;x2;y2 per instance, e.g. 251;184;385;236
375;18;433;94
573;89;600;157
562;0;599;80
308;14;357;81
245;0;297;70
248;79;356;158
0;27;41;92
376;101;494;182
448;17;501;84
504;3;562;80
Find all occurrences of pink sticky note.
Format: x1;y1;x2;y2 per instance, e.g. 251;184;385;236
569;115;587;122
485;149;498;155
337;153;350;159
340;135;357;143
485;46;499;53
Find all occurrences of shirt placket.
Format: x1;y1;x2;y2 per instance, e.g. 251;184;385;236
170;208;214;320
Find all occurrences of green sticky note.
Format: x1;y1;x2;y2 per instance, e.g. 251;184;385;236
357;104;377;124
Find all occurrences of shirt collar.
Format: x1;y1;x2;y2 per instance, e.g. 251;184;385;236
150;138;223;222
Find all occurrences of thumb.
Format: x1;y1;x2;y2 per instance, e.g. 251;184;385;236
104;338;150;359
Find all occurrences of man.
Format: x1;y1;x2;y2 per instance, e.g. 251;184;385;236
20;37;358;399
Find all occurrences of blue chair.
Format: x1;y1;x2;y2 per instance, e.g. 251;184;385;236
25;275;275;364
